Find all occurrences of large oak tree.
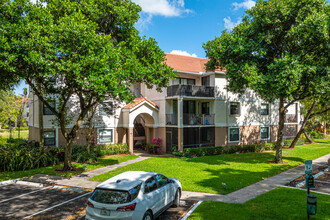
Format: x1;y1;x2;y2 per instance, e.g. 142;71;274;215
204;0;329;163
0;0;175;170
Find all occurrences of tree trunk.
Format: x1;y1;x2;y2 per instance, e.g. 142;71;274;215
289;101;316;148
274;96;285;163
85;106;97;155
63;138;74;170
303;128;314;144
38;98;44;153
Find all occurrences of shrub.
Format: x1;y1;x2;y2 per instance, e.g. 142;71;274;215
308;131;325;139
0;142;59;172
284;138;305;147
71;143;130;163
264;142;276;151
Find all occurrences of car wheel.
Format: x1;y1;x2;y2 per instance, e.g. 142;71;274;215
172;190;180;207
143;211;153;220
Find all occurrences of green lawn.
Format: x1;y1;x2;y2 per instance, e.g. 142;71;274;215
0;154;138;182
188;187;330;220
314;134;330;144
90;144;330;194
0;129;29;139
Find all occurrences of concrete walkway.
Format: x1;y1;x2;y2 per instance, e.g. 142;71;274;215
21;152;330;204
181;153;330;203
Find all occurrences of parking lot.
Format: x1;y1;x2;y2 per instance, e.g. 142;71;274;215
0;181;196;219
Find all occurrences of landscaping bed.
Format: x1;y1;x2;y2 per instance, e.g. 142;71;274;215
187;187;330;219
90;144;330;194
0;154;138;181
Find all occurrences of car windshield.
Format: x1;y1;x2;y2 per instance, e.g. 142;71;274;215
90;184;141;204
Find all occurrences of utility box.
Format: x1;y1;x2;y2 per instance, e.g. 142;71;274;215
305;174;315;188
307;194;317;215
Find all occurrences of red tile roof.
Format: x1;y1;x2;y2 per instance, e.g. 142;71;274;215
165;53;225;73
123;97;159;110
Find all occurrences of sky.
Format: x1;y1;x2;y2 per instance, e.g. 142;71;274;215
14;0;256;95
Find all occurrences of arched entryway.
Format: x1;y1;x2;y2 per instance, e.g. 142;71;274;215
133;114;156;150
121;97;159;154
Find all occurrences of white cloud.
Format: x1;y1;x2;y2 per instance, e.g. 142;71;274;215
170;50;197;57
133;0;191;30
224;17;241;30
232;0;256;11
133;0;191;17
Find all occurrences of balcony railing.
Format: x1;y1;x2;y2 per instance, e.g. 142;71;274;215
167;85;214;97
183;114;215;125
166;114;215;125
166;114;178;125
285;114;297;123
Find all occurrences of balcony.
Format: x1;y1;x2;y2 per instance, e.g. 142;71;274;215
166;114;178;125
167;85;214;97
285;114;297;123
166;114;215;126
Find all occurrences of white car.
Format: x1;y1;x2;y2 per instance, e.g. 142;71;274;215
85;171;182;220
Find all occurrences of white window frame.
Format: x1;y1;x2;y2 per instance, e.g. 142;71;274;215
228;127;240;143
97;128;114;144
260;126;270;140
260;103;269;116
44;130;56;146
229;102;240;116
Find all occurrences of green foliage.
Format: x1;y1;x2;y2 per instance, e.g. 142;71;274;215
70;143;130;163
0;0;175;169
308;131;325;139
143;143;158;154
204;0;329;163
284;138;306;147
264;142;277;151
0;141;59;172
176;144;266;158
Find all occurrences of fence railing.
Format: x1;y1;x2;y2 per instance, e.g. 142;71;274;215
167;85;215;97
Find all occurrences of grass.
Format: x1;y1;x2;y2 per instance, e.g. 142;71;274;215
314;135;330;144
90;144;330;194
0;154;138;182
188;187;330;220
0;129;28;139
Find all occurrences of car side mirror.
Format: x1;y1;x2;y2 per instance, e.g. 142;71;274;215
169;179;175;184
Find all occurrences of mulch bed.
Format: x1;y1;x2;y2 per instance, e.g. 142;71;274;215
286;164;329;187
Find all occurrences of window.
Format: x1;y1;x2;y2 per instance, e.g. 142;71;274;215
155;174;169;187
90;184;141;204
202;102;210;115
43;101;55;115
144;176;158;193
173;78;195;85
260;127;270;140
261;104;269;115
98;129;113;144
99;102;113;116
229;128;240;142
183;100;196;114
202;76;210;86
44;131;55;146
230;102;240;115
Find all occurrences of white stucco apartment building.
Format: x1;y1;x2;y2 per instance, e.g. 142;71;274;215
28;53;301;153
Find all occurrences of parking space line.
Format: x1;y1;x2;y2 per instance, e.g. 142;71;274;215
181;200;203;220
23;192;92;219
0;186;53;204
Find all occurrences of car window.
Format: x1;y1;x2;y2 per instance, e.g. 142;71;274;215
90;184;141;204
144;177;158;193
90;189;129;204
155;174;169;188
